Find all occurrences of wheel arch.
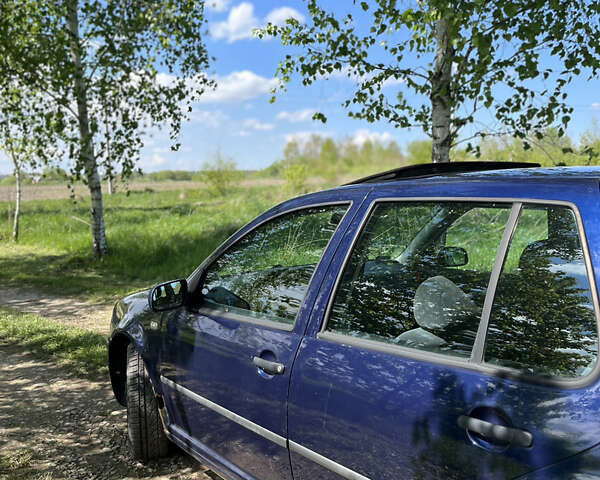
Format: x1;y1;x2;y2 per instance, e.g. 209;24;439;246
108;332;133;406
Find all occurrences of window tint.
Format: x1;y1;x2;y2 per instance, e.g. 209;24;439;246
326;202;512;358
485;206;597;377
201;204;348;326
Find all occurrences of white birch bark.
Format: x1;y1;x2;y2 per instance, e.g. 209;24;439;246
12;163;20;241
430;16;453;163
67;0;108;256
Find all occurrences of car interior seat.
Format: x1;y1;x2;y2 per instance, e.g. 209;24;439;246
395;275;479;352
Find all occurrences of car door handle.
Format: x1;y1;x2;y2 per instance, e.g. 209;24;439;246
252;356;285;375
457;415;533;448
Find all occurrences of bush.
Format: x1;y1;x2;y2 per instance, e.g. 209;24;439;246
283;164;308;194
200;152;241;196
0;175;16;186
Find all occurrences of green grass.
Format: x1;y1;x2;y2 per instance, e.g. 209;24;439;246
0;448;53;480
0;185;287;301
0;308;108;376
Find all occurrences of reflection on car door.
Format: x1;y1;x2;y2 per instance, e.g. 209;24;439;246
159;203;351;480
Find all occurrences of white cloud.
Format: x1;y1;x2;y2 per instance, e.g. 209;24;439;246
276;108;316;123
265;7;305;26
591;103;600;110
210;3;304;43
283;129;393;148
198;70;278;103
210;2;259;43
284;131;332;145
0;152;11;175
325;65;405;88
143;152;168;168
352;129;394;146
149;70;277;104
206;0;230;12
189;109;229;127
242;118;275;131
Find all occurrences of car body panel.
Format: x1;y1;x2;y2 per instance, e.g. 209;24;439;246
108;167;600;480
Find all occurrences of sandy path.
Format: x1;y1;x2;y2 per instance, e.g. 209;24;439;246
0;286;113;335
0;342;221;480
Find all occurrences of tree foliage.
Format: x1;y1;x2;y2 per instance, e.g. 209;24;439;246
0;0;213;256
268;134;403;182
261;0;600;163
0;81;60;241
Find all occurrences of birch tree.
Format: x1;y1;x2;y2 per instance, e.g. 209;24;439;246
261;0;600;163
0;84;58;241
0;0;213;256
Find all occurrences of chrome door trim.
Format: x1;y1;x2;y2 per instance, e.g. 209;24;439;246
288;440;370;480
160;375;371;480
161;375;287;448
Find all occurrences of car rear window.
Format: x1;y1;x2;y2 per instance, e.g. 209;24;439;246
485;205;598;378
326;201;512;358
325;200;598;380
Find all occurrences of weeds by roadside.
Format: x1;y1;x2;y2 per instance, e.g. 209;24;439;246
0;308;108;377
0;448;53;480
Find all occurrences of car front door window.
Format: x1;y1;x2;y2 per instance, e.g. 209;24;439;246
201;204;349;326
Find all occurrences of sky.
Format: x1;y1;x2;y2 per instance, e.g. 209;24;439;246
1;0;599;175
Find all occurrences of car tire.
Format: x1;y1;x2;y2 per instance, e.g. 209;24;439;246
126;344;169;462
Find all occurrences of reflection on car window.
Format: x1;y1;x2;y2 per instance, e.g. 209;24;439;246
326;202;511;358
201;204;348;325
485;206;598;378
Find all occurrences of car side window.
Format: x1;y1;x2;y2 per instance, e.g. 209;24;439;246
485;205;598;378
444;208;513;272
200;204;349;326
326;202;512;358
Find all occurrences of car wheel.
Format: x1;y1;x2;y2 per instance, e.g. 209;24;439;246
126;344;169;462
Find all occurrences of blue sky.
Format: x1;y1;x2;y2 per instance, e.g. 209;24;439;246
1;0;599;175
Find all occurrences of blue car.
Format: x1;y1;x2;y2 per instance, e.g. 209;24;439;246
108;162;600;479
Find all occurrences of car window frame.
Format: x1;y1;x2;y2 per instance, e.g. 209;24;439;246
318;196;600;389
190;201;354;332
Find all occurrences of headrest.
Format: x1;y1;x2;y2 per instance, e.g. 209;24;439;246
413;276;478;330
518;238;581;271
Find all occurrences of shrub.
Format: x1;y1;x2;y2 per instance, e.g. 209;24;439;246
201;152;242;196
0;175;16;186
283;164;308;194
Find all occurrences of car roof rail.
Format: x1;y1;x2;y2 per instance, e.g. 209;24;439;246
344;161;541;185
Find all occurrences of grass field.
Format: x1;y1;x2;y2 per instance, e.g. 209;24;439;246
0;308;108;376
0;183;291;301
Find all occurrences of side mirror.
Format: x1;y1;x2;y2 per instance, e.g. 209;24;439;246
438;246;468;267
149;279;188;312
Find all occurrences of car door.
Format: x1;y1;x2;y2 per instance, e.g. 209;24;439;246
159;201;354;480
287;194;600;480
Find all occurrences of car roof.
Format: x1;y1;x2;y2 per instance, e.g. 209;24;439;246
266;164;600;220
337;165;600;190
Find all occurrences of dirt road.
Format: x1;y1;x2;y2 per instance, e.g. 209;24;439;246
0;287;222;480
0;287;113;335
0;341;221;480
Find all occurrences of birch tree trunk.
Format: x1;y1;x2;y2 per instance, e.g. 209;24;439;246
12;163;20;242
430;16;453;163
67;0;108;257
